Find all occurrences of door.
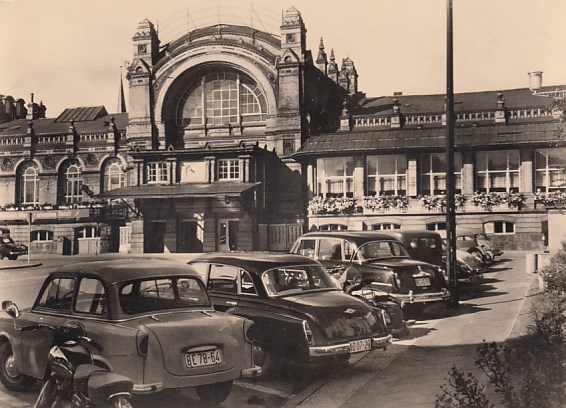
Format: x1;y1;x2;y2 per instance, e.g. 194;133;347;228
218;219;239;252
144;220;165;253
177;220;203;253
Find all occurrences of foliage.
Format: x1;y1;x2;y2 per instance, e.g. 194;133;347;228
471;192;526;211
534;190;566;206
420;194;467;211
435;367;492;408
307;196;356;215
362;194;409;212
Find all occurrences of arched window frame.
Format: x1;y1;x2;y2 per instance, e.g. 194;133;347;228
103;159;125;192
64;163;83;204
20;162;39;206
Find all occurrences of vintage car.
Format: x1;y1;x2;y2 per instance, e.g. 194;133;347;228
383;230;483;287
0;235;27;260
290;231;450;310
0;258;260;405
188;253;392;373
439;229;502;265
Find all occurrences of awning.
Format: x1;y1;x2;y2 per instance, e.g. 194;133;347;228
97;182;262;199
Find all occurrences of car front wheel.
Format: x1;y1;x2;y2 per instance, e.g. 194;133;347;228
195;380;233;406
0;342;36;391
252;341;278;377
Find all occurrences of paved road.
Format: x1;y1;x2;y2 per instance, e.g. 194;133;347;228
0;252;536;407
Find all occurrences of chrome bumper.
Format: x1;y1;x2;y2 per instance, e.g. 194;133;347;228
395;288;451;304
241;365;262;378
308;334;393;357
132;382;164;394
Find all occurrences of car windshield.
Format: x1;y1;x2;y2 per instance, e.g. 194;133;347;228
356;240;410;260
119;276;210;315
1;236;14;244
261;265;340;296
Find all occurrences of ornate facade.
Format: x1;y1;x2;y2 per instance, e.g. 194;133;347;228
0;7;564;254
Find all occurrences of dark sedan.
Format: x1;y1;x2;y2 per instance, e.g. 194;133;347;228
189;253;392;373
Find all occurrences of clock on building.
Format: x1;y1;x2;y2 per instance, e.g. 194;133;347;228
286;34;296;43
137;44;147;54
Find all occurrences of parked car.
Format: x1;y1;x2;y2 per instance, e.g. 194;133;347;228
290;231;450;310
439;229;502;265
383;230;483;288
0;258;260;405
188;252;392;373
0;235;26;260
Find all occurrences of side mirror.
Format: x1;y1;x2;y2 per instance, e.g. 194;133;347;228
2;301;20;319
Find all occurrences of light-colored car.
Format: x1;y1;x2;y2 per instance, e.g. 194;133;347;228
0;258;260;405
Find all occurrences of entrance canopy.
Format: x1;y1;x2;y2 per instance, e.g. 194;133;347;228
98;182;261;199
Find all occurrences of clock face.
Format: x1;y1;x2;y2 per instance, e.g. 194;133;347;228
138;44;147;54
286;33;296;43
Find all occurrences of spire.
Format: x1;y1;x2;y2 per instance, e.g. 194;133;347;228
118;67;127;113
327;49;339;82
316;37;328;73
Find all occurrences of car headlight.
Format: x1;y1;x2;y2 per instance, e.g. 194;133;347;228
302;320;314;346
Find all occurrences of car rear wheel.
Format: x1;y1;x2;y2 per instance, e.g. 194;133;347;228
7;255;18;261
195;380;233;406
0;343;36;391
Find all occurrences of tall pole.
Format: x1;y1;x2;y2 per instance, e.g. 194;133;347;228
446;0;459;305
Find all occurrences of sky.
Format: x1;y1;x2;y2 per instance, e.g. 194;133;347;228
1;0;566;117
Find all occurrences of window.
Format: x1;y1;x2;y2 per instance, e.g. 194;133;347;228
367;155;407;195
319;224;347;231
372;223;401;230
19;162;39;205
147;162;169;183
77;226;98;238
295;239;316;257
240;270;257;296
421;153;462;195
218;159;240;180
176;72;268;126
317;157;354;197
75;278;107;316
31;230;54;242
36;277;75;312
535;148;566;192
476;150;519;193
484;221;514;234
318;239;344;261
261;265;339;296
64;164;83;204
208;264;238;293
426;222;446;231
103;159;125;192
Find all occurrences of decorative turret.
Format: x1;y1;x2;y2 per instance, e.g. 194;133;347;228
66;119;79;154
342;57;358;94
316;38;327;73
338;59;350;91
280;7;307;59
495;91;507;123
327;50;339;82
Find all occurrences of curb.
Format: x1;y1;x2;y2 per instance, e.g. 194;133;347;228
0;262;42;270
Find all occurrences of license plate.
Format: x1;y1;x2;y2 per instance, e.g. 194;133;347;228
414;277;431;287
350;339;372;353
185;349;223;368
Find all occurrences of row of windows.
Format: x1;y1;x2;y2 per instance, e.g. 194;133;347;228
146;159;240;183
316;149;566;197
16;159;125;206
29;227;98;242
320;221;515;235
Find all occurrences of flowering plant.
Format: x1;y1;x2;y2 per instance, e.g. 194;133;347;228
307;196;356;215
471;192;526;211
503;192;526;209
535;190;566;207
419;194;467;211
363;194;409;212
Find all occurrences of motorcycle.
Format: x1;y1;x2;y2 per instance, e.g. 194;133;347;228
29;321;134;408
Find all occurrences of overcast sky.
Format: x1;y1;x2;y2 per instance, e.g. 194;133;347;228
1;0;565;117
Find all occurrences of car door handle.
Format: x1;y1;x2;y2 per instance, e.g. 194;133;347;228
226;301;238;306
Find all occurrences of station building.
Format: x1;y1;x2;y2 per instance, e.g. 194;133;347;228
0;6;564;254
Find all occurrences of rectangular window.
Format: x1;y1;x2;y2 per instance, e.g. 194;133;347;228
535;148;566;192
420;153;462;195
218;159;240;180
31;230;54;242
208;264;238;293
316;157;354;197
75;278;107;315
367;155;407;195
485;221;514;234
36;277;75;312
476;150;520;193
147;162;169;183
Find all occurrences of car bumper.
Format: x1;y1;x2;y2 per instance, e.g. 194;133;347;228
308;334;393;357
394;289;451;304
241;365;262;378
132;382;164;394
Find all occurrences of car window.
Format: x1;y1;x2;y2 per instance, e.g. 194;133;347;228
318;239;343;261
208;264;238;294
119;277;209;315
240;270;257;295
357;240;409;260
457;235;475;242
1;236;14;244
261;265;340;296
295;239;316;257
36;277;76;312
75;278;108;316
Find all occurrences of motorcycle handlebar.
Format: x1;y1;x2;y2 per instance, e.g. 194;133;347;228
21;323;56;332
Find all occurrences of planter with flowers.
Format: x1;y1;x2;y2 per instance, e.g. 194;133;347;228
307;196;356;215
534;190;566;208
419;194;468;212
471;191;526;211
362;194;409;213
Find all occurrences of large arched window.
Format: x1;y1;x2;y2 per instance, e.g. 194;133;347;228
59;161;83;205
176;72;268;126
102;159;125;192
19;162;39;205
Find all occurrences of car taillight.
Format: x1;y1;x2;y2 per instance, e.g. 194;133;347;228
137;332;149;356
302;320;314;346
380;309;391;327
243;319;254;344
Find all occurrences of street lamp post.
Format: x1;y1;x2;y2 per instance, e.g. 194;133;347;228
446;0;459;306
528;71;566;100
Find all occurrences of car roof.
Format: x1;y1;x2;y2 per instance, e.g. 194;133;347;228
50;257;200;285
189;252;321;273
298;231;401;245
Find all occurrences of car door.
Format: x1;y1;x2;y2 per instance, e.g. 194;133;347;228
206;263;240;312
316;238;348;278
